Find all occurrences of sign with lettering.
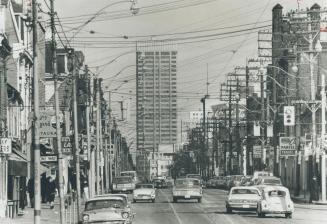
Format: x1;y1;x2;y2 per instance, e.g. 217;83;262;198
39;111;56;138
0;138;12;154
253;145;262;158
41;155;58;162
279;137;296;157
62;136;72;155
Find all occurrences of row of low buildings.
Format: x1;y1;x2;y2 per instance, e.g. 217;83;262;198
185;3;327;200
0;0;133;219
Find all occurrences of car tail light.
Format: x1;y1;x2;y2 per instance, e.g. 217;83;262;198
121;212;129;219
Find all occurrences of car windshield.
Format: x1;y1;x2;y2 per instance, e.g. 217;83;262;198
176;179;200;187
136;184;153;189
231;189;259;195
113;177;132;184
263;178;281;185
85;199;125;211
268;190;286;197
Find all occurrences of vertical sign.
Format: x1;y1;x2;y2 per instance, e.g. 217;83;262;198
0;138;12;154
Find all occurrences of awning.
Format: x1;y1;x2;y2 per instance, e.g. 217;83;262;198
8;152;28;177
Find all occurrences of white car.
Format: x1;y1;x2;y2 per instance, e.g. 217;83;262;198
133;184;156;203
173;178;202;203
257;186;294;218
226;186;262;213
82;195;134;224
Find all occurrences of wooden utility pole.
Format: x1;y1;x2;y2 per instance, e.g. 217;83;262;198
95;79;100;194
32;0;41;223
50;0;65;223
72;53;81;221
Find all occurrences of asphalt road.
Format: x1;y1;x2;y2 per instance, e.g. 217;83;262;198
131;188;327;224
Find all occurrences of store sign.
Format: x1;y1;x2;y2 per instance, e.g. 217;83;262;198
41;155;58;162
39;111;56;138
279;137;296;157
61;136;72;155
0;138;12;154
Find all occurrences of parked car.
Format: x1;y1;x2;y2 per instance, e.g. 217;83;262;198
133;183;156;203
173;178;203;203
165;177;175;188
94;194;130;206
257;186;294;218
215;176;226;189
81;195;135;224
112;176;136;193
225;186;262;214
223;176;232;190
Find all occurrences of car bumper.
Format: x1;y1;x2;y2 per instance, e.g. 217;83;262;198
173;195;202;200
84;220;131;224
227;203;258;210
112;187;134;192
261;209;293;214
134;195;155;200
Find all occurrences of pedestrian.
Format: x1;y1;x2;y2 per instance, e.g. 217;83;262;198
41;173;47;203
27;178;34;208
47;176;57;209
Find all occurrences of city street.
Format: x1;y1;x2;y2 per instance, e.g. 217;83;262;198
132;189;327;224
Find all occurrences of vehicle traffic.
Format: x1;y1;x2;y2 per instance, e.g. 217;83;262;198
81;195;134;224
112;176;136;193
133;183;156;203
257;186;294;218
173;178;203;203
225;186;262;214
121;171;139;184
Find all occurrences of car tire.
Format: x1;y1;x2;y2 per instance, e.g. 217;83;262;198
285;213;292;219
226;206;232;214
198;198;202;203
152;199;155;203
133;199;136;203
173;197;177;203
258;212;265;218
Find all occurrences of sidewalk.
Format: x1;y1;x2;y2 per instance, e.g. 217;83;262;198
0;199;65;224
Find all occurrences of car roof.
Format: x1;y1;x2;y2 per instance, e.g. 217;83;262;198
87;196;125;203
94;194;128;199
230;186;260;191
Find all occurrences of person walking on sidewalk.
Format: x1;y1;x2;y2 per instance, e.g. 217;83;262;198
47;176;57;209
27;178;34;208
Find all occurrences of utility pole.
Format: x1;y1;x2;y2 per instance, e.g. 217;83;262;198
260;63;265;171
50;0;65;223
245;61;250;175
32;1;41;223
235;79;241;175
99;79;104;194
72;53;81;221
95;79;100;194
321;74;326;203
107;90;112;190
228;85;233;175
85;66;94;198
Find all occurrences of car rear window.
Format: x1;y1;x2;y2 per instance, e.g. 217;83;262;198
232;189;259;195
268;190;286;197
113;177;132;184
176;179;200;187
85;199;125;211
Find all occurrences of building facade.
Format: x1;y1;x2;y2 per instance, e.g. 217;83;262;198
136;50;178;152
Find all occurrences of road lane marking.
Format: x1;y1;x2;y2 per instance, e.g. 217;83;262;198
159;189;183;224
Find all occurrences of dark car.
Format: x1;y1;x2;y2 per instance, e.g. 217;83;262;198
153;179;167;189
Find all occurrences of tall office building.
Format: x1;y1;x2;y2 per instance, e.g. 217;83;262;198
136;50;177;152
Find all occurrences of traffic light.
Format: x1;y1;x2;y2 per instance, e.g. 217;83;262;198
284;106;295;126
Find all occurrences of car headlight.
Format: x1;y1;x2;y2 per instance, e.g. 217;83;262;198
82;214;89;222
121;212;129;219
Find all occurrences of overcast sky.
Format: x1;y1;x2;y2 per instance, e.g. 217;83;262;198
51;0;326;145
